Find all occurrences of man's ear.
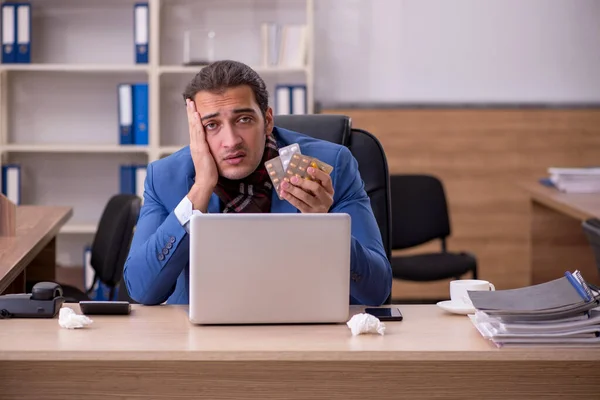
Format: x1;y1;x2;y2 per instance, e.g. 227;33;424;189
264;107;274;134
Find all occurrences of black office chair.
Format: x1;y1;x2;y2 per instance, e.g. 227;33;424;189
389;174;477;283
274;114;392;303
28;194;141;303
582;218;600;279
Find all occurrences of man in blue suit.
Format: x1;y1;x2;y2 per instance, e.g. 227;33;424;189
123;60;392;306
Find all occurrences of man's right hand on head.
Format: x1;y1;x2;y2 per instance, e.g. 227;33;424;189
186;99;218;212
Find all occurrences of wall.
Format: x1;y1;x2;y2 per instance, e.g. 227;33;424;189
314;0;600;104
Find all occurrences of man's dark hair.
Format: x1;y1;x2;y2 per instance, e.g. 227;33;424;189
182;60;269;118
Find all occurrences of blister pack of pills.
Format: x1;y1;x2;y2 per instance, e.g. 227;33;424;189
264;143;333;199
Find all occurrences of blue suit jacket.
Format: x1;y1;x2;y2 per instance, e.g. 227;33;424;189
123;127;392;306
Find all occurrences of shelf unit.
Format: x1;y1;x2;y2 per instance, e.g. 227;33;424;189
0;0;314;267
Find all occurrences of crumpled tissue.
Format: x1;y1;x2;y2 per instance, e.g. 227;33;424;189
346;313;386;336
58;307;93;329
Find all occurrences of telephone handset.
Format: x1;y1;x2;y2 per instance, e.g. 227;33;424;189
0;282;65;318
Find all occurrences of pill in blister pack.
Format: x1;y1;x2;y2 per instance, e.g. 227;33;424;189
278;143;301;172
286;154;334;181
264;156;286;199
285;153;312;179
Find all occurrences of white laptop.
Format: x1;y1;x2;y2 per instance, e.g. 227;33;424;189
188;213;351;325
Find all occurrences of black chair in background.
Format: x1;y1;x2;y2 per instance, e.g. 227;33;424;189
389;174;477;286
274;114;392;303
582;218;600;279
27;194;141;303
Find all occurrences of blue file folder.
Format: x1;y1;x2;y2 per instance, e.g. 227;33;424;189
120;164;147;197
133;83;148;145
120;165;136;195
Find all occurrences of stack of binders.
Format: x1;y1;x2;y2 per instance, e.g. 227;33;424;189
274;84;307;115
2;2;148;64
1;2;30;64
118;83;148;145
469;270;600;347
119;164;146;200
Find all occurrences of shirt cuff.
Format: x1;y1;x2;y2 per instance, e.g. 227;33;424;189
174;195;202;233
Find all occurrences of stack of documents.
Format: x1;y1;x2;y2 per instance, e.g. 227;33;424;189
545;167;600;193
468;271;600;347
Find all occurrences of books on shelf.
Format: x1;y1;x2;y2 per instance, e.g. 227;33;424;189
118;83;148;145
1;2;30;64
541;167;600;193
468;270;600;347
261;23;307;68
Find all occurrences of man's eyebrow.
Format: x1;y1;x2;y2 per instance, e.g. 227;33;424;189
199;109;256;122
232;108;257;115
200;112;219;121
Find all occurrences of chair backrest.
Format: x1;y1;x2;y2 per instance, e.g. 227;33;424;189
273;114;392;260
582;218;600;277
390;174;451;250
91;194;141;287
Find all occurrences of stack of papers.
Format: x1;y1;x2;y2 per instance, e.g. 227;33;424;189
546;167;600;193
468;271;600;347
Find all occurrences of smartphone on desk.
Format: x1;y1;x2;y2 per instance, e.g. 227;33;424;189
364;307;403;321
79;301;131;315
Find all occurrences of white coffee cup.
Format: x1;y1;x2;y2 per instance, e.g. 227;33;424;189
450;279;495;307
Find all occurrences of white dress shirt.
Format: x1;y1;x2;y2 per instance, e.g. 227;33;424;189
173;195;203;233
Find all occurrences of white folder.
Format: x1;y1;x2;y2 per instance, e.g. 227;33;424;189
2;4;15;62
2;164;21;205
275;85;291;115
135;165;147;203
292;86;306;115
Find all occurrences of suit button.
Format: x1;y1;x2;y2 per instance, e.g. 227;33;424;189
158;253;165;261
166;242;173;249
169;236;176;243
162;248;169;255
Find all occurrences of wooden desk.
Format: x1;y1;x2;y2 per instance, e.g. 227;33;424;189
0;304;598;400
0;206;72;294
520;183;600;286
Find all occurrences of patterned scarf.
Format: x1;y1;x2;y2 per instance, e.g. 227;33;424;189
213;134;279;213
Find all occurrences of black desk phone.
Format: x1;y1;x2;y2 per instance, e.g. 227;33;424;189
0;282;65;318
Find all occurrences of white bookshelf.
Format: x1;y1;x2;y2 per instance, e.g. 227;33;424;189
0;64;150;72
0;0;315;268
4;144;150;153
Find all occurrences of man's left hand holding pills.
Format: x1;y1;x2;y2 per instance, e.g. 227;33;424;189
280;167;334;213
